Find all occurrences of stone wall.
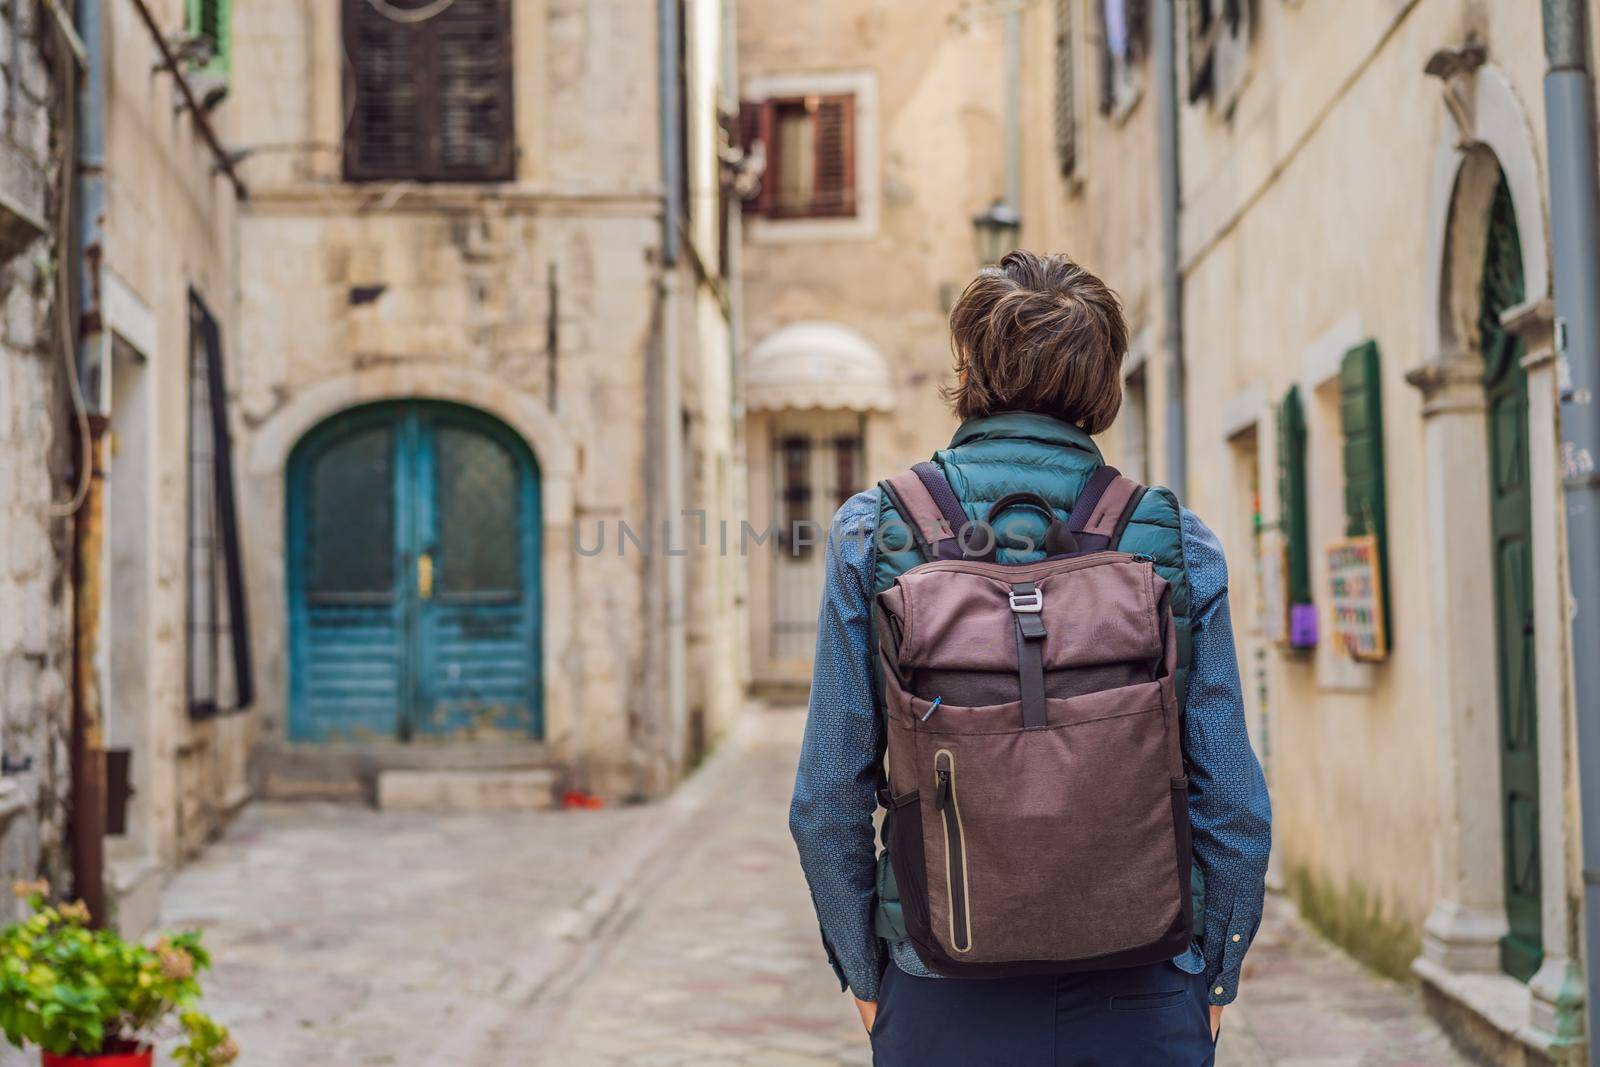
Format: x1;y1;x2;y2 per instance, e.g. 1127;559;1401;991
226;0;738;798
1025;0;1585;1054
0;0;73;895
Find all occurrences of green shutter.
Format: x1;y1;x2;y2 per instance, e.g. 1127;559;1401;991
1277;385;1311;607
187;0;231;77
1338;340;1391;652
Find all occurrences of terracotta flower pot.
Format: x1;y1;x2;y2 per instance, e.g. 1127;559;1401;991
41;1049;152;1067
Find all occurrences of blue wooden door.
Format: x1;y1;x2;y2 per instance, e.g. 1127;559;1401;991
288;402;542;742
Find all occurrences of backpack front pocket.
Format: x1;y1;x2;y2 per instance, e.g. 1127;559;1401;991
933;748;972;954
913;682;1183;966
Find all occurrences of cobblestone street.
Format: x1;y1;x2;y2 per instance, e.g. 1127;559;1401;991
115;709;1468;1065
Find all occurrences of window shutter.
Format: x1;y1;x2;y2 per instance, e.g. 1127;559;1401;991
812;95;856;217
1339;340;1391;650
1055;0;1077;174
344;0;426;179
434;0;515;179
1277;385;1312;608
187;0;231;74
1125;0;1150;62
748;100;776;216
1185;0;1217;102
343;0;513;182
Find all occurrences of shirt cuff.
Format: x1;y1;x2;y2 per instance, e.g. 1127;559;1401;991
819;930;881;1001
1202;905;1252;1005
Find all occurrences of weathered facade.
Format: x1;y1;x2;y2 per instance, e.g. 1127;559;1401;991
0;0;72;902
0;0;248;927
735;0;1010;688
74;0;249;931
225;0;740;802
1022;1;1590;1061
737;0;1599;1059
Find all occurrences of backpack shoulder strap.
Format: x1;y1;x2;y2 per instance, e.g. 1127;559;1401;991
1068;465;1148;553
879;461;970;561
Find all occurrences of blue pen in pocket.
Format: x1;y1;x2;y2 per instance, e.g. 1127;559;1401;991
920;696;943;723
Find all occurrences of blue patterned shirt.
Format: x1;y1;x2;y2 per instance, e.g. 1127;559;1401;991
789;490;1271;1004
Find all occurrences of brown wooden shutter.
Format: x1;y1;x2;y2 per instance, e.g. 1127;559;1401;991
812;95;855;217
343;0;513;182
435;0;515;179
344;0;424;178
752;100;777;216
736;101;761;217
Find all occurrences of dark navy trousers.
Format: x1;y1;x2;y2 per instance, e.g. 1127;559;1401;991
869;959;1217;1067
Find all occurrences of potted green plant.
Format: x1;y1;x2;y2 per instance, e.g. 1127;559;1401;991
0;881;237;1066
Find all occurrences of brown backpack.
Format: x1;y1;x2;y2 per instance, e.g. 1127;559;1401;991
874;462;1192;978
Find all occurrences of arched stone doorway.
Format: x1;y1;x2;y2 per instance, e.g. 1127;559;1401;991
1410;66;1581;1056
286;401;543;742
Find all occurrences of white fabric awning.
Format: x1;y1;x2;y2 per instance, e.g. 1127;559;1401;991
744;321;896;413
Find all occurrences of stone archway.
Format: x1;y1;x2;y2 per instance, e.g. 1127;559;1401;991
241;363;579;756
1411;64;1582;1055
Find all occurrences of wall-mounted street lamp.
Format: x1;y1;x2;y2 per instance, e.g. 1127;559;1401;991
972;199;1021;266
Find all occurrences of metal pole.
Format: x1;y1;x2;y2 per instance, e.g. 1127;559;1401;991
656;0;687;782
1543;0;1600;1057
1155;0;1186;500
70;418;108;925
66;0;108;928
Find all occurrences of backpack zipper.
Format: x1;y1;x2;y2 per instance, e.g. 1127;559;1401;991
903;550;1147;582
933;749;972;954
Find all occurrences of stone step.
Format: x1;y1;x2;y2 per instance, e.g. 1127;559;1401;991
255;739;554;803
376;768;559;812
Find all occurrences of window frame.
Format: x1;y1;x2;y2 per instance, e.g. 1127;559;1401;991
1097;0;1149;120
748;93;858;221
1184;0;1250;107
341;0;517;184
186;290;254;720
1054;0;1078;176
185;0;230;79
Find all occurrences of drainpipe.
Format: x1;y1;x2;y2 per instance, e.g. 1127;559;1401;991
73;0;103;412
654;0;687;785
1541;1;1600;1058
69;419;108;926
69;0;107;926
1155;0;1186;500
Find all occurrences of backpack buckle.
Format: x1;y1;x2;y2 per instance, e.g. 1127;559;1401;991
1008;589;1043;613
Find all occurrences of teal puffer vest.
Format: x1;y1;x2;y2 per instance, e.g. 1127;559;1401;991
871;412;1194;944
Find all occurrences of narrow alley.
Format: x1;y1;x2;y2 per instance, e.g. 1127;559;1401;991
103;709;1469;1066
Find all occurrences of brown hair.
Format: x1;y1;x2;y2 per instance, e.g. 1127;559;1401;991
943;250;1128;434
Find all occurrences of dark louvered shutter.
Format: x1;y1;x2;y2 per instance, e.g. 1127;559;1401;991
345;0;424;178
1185;0;1216;102
436;0;515;178
343;0;513;182
1339;340;1391;651
813;95;856;217
1277;385;1311;609
743;101;776;216
1125;0;1150;61
1055;0;1077;173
